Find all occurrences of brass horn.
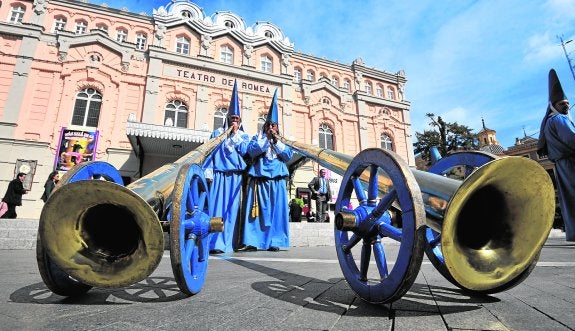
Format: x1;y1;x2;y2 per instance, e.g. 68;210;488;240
38;128;230;289
278;135;554;293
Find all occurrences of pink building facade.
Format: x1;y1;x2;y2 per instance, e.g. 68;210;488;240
0;0;415;218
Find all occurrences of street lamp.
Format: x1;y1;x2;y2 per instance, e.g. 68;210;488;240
559;35;575;82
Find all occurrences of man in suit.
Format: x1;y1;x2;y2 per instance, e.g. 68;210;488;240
308;169;331;222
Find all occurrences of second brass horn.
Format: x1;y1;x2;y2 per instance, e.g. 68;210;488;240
38;128;230;289
278;135;554;292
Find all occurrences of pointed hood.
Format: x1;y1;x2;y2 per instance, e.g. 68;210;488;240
265;89;279;126
538;69;568;157
548;69;568;105
228;80;240;118
224;80;242;130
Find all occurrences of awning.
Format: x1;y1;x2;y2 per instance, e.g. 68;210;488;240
126;121;212;157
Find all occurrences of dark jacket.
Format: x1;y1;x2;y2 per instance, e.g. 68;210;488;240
41;180;56;202
308;176;332;201
2;178;26;206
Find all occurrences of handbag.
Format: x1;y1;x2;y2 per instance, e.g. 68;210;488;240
0;201;8;218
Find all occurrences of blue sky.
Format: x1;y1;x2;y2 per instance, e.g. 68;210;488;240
94;0;575;148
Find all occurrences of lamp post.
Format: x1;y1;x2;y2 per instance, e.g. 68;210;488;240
559;35;575;82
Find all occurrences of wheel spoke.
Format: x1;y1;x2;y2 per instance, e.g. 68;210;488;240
343;233;362;254
378;222;402;241
370;188;397;221
352;176;367;205
373;240;389;279
367;165;379;203
183;234;196;269
359;241;372;281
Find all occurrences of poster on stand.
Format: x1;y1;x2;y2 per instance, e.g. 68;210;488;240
54;128;99;172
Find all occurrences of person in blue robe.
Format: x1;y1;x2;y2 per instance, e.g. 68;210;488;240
238;89;293;251
204;80;250;253
538;69;575;242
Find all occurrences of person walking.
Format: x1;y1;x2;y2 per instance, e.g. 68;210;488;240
238;89;293;252
308;169;332;222
204;80;250;254
40;171;59;203
537;68;575;242
1;172;28;218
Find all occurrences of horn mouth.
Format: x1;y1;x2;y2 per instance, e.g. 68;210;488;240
38;180;164;288
441;157;554;291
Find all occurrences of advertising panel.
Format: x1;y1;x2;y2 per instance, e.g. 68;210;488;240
54;128;99;171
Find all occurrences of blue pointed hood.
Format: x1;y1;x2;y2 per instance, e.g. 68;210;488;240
224;80;242;130
265;89;279;125
228;80;240;118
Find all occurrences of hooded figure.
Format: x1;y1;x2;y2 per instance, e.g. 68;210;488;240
204;80;250;253
538;69;575;241
238;89;294;252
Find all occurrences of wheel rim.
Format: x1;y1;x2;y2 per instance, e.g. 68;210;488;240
170;163;212;295
334;148;426;304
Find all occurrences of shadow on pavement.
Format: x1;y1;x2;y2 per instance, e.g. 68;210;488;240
226;258;495;317
10;276;188;305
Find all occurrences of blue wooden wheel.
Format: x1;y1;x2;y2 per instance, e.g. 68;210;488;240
334;148;427;304
170;163;214;295
425;151;496;285
58;161;124;185
36;161;123;296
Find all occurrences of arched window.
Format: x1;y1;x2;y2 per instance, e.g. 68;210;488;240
294;68;302;82
176;35;190;55
71;88;102;127
261;55;272;73
307;70;315;82
387;86;396;100
75;20;87;34
376;85;383;97
343;79;351;92
213;107;227;130
164;100;188;128
9;5;25;23
331;76;339;88
96;24;108;32
319;123;334;150
116;28;128;42
380;133;393;151
181;10;193;19
135;32;147;51
257;115;266;132
365;81;372;95
220;45;233;64
52;17;67;32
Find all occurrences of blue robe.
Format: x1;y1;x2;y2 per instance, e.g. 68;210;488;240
543;113;575;241
243;133;293;249
204;128;250;252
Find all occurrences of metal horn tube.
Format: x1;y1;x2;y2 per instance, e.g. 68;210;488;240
277;135;555;292
39;128;230;288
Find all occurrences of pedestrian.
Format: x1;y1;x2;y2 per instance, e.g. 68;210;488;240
308;169;332;222
537;68;575;242
204;80;250;254
1;172;28;219
238;89;293;252
40;171;59;203
289;198;303;222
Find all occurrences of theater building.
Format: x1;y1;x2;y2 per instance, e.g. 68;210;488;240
0;0;414;218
